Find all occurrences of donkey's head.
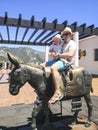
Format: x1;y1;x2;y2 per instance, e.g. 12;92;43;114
7;52;27;95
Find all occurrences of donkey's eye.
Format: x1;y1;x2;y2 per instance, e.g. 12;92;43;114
14;72;20;76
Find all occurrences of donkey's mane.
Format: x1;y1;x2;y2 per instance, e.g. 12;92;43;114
20;63;44;75
25;63;43;70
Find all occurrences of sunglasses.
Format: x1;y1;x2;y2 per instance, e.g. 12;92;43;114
63;33;70;36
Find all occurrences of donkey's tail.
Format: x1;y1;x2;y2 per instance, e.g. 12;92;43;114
91;86;93;93
83;70;93;93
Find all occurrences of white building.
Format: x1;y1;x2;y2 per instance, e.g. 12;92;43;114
79;35;98;74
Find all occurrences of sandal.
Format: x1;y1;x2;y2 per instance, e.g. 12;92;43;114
48;92;63;104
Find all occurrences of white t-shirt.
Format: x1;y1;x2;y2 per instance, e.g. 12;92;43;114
63;40;77;67
49;41;64;54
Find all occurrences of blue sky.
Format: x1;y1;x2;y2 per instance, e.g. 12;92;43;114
0;0;98;51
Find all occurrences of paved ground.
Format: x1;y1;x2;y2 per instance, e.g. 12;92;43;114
0;69;98;130
0;69;37;107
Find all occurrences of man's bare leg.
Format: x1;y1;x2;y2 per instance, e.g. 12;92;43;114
40;62;46;68
48;65;63;104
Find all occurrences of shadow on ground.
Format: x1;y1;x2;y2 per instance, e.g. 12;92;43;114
0;115;97;130
0;99;98;130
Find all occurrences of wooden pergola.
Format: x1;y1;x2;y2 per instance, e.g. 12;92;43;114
0;12;98;46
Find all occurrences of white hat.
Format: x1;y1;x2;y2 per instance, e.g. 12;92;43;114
52;34;61;40
61;27;73;35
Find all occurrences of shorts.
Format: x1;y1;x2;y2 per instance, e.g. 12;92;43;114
46;59;57;66
46;59;68;70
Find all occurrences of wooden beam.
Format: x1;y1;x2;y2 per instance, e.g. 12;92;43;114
44;33;59;43
0;17;64;31
21;28;29;43
33;30;47;42
0;32;3;41
15;27;19;43
6;26;10;42
28;29;38;43
0;39;49;46
39;31;55;42
0;16;98;35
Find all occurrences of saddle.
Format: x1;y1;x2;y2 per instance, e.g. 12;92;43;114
44;66;88;97
64;67;85;97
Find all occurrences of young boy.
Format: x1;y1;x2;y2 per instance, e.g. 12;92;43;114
40;34;64;67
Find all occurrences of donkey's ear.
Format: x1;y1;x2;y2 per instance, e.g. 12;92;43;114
7;52;20;67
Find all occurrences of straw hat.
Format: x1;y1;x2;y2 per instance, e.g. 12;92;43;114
52;34;61;40
61;27;73;35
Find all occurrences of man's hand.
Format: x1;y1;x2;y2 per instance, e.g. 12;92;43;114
50;52;56;58
52;53;60;60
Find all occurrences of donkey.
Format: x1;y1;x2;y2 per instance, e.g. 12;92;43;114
7;52;93;130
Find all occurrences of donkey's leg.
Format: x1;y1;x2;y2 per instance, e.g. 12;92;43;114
31;103;42;130
71;111;80;125
84;94;93;127
31;108;38;130
84;94;93;121
41;102;50;130
71;97;82;125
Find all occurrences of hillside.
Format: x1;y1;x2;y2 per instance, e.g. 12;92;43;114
0;46;45;64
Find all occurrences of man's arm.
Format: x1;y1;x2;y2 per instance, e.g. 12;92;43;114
58;48;76;59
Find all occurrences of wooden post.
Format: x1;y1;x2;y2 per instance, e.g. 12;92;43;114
45;45;49;62
73;32;79;67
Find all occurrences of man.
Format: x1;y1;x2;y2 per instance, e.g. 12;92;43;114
49;27;77;104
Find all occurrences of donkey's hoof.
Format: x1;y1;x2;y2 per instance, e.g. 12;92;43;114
71;121;77;125
31;124;37;129
85;121;91;127
32;128;37;130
